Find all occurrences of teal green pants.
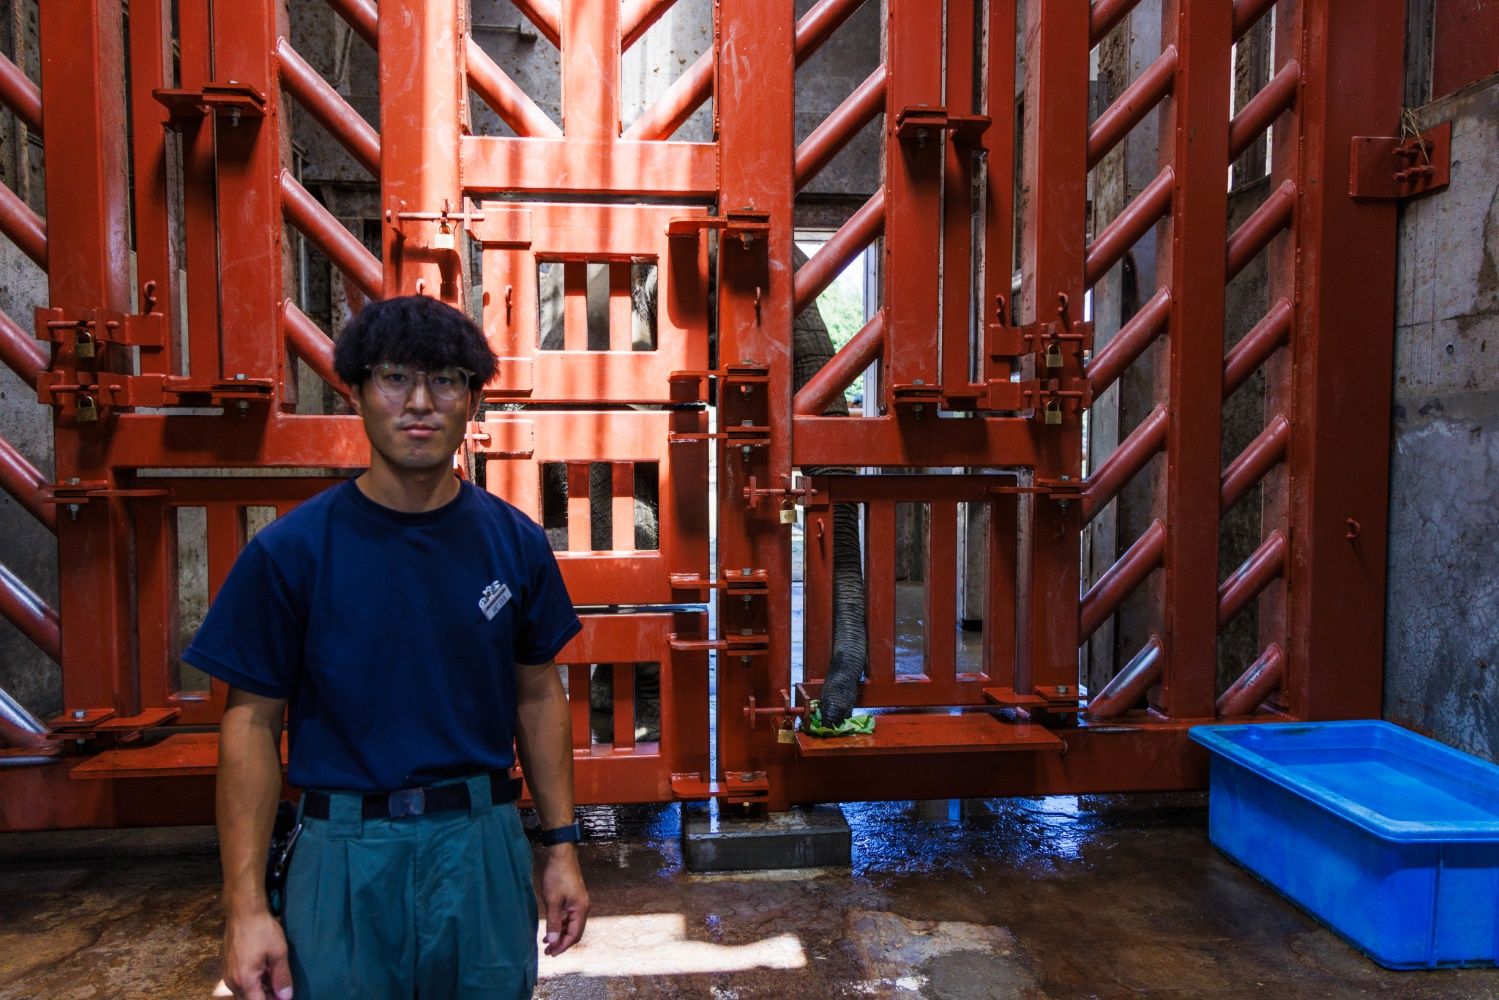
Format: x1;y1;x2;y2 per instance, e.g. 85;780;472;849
283;774;539;999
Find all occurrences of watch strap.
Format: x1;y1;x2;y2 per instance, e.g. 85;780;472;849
539;821;581;846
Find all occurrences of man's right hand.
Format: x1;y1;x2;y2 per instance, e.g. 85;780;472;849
222;911;294;1000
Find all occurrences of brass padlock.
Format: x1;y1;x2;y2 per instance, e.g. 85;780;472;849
1044;398;1062;425
779;506;797;525
1044;340;1063;369
432;221;455;250
777;720;796;744
76;394;99;423
75;330;95;359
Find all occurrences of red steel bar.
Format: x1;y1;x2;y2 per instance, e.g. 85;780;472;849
1228;60;1300;164
279;170;382;300
1217;643;1284;716
283;302;348;400
1084;166;1172;288
0;52;42;135
466;39;563;139
1086;286;1170;397
795;65;886;191
0;181;46;268
1080;519;1166;640
793;310;886;416
1232;0;1278;41
1088;0;1145;47
621;0;675;50
326;0;377;46
627;0;865;141
1081;405;1167;523
276;39;381;175
1218;530;1288;629
1226;179;1295;281
0;435;56;531
1224;297;1292;397
1087;45;1176;169
1086;636;1164;718
1220;414;1289;511
513;0;562;48
0;561;60;664
0;309;46;382
792;190;884;315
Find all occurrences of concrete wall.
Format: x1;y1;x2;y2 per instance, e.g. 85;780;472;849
1383;75;1499;762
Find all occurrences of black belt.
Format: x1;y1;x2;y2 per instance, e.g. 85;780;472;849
301;773;523;821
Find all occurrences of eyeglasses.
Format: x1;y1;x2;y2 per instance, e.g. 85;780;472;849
365;363;475;404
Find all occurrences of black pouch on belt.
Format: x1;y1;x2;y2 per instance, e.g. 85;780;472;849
265;799;302;918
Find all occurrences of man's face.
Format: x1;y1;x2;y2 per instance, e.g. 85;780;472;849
350;363;475;475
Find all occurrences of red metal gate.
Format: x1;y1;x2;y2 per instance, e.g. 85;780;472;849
0;0;1410;827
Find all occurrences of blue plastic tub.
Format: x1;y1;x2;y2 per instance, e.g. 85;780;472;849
1189;721;1499;969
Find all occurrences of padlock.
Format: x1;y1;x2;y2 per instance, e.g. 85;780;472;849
1044;340;1063;369
777;720;796;744
779;506;797;524
432;222;455;251
76;394;99;423
1044;398;1062;425
75;330;96;359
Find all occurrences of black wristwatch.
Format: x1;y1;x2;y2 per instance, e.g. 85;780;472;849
539;821;581;846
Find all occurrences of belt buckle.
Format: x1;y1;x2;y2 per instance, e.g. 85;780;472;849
388;787;425;818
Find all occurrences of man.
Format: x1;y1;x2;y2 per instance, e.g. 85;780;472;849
186;295;589;999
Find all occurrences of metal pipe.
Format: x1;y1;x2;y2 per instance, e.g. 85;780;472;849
283;301;350;401
621;0;674;50
1086;286;1170;397
0;434;56;531
1088;0;1145;47
1217;643;1285;716
0;307;47;382
1080;519;1166;640
1085;166;1172;288
1218;530;1288;629
793;310;886;416
0;561;60;664
1223;297;1292;397
1226;179;1295;281
1087;46;1176;169
0;51;42;135
325;0;377;47
512;0;562;48
0;179;47;268
466;38;563;139
1228;60;1299;164
1220;414;1288;511
1082;405;1167;523
1232;0;1277;41
793;190;885;316
276;39;381;176
1086;636;1164;718
627;0;865;141
795;65;886;191
0;683;49;749
279;170;382;300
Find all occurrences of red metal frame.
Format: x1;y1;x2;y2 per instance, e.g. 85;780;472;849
0;0;1408;826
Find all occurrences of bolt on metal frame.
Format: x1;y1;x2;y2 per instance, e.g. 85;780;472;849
0;0;1405;827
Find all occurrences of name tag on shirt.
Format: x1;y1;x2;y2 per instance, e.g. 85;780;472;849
479;580;512;621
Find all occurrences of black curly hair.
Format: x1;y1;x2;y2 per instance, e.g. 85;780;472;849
332;295;496;390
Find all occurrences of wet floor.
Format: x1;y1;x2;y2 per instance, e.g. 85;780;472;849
2;793;1497;999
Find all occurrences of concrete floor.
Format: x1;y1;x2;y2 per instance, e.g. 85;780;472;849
2;794;1498;999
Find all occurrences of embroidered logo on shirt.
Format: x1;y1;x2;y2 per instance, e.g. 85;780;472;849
479;580;512;621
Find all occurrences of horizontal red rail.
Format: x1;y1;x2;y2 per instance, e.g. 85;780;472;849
796;65;886;191
0;51;42;135
1228;60;1299;164
1082;404;1167;523
1217;530;1288;629
279;170;382;300
324;0;376;46
0;180;46;268
1087;45;1176;169
0;308;46;382
0;434;56;531
283;302;349;401
276;39;381;176
1217;643;1284;716
1089;0;1146;47
1087;635;1164;718
1220;414;1289;511
793;190;885;315
1080;519;1166;640
1232;0;1278;41
513;0;562;48
1086;286;1170;397
793;309;885;416
1226;180;1295;281
621;0;675;50
0;561;59;664
1224;297;1292;397
1086;166;1173;288
466;39;563;139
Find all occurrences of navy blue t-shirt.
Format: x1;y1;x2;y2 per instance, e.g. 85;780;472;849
184;479;581;793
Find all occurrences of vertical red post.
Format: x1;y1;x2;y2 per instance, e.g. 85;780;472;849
381;0;461;302
1268;0;1403;720
560;0;620;141
127;0;176;377
940;0;977;400
980;0;1018;386
39;1;136;715
1150;0;1232;719
882;0;944;397
1017;0;1086;700
715;0;794;807
177;3;222;378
